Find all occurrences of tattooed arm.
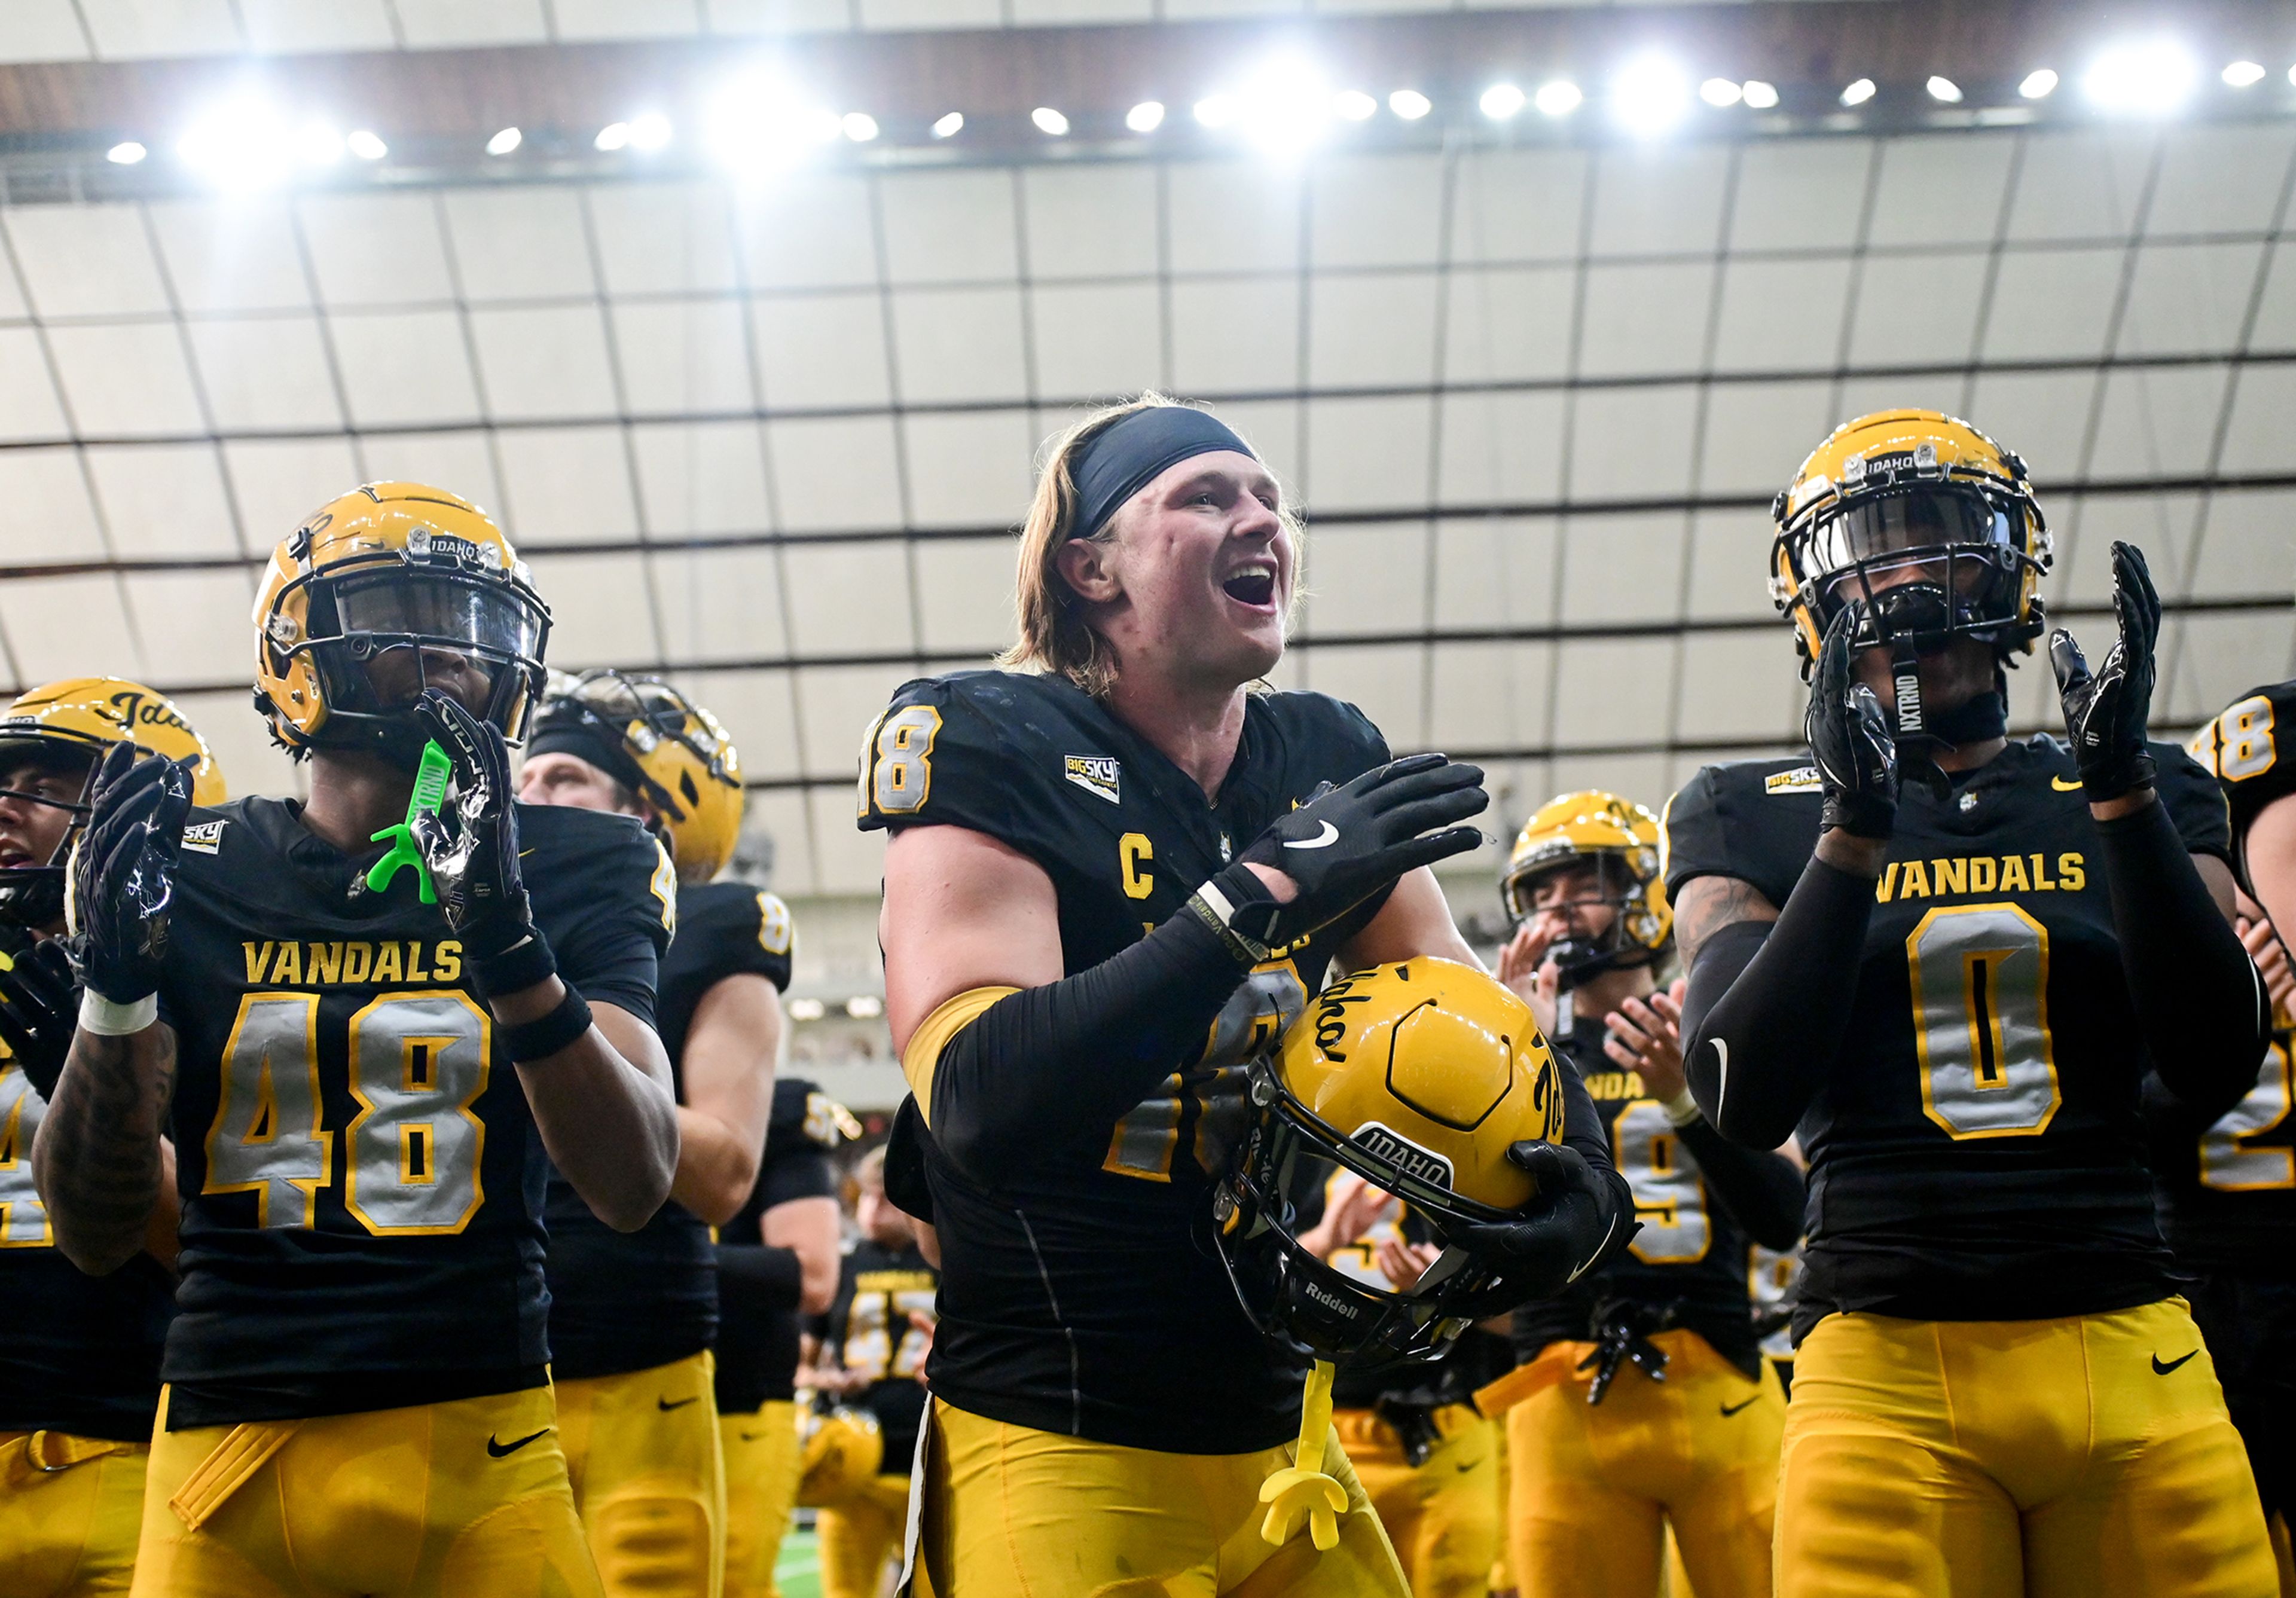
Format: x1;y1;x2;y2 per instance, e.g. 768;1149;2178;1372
1672;873;1780;972
33;1023;178;1276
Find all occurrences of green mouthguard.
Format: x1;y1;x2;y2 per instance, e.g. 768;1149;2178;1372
365;738;453;904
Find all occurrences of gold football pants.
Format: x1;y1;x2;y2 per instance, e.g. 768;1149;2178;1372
1505;1329;1783;1598
1330;1404;1499;1598
720;1400;800;1598
1779;1297;2277;1597
913;1397;1409;1596
555;1351;726;1598
0;1432;147;1597
129;1382;600;1597
818;1473;915;1598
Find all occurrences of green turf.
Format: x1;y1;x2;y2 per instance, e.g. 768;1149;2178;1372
773;1527;822;1598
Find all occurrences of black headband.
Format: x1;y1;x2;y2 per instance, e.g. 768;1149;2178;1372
1067;405;1257;542
528;715;643;796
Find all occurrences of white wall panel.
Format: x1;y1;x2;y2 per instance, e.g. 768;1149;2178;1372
1301;522;1430;637
0;449;106;563
238;0;395;52
5;205;169;318
0;329;70;441
613;300;757;415
1168;277;1299;392
1436;392;1567;507
1449;149;1588;265
1980;246;2124;362
911;539;1020;655
1167;163;1302;275
589;184;740;296
187;317;343;430
1443;267;1574;383
890;286;1029;402
1727;139;1875;253
1308;271;1439;386
148;201;310;312
468;305;619;419
1709;258;1852;372
443;189;596;301
123;569;257;679
298;193;457;307
2115;242;2268;359
737;179;880;290
1428;517;1558;630
1022;166;1161;281
46;323;205;436
0;574;143;683
522;552;660;666
1577;262;1713;377
0;1;88;63
1029;282;1164;399
83;441;239;558
1568;385;1700;500
649;549;790;662
1865;133;2016;249
1309;154;1446;269
389;0;549;48
902;410;1035;526
768;417;906;532
221;437;365;542
2087;366;2232;481
493;425;640;545
1300;395;1431;512
753;292;893;410
879;170;1018;285
2004;130;2154;243
328;310;481;426
1586;145;1730;258
631;420;773;536
1559;514;1684;623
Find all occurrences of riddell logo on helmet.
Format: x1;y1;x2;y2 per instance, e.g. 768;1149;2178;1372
1351;1122;1453;1191
1303;1280;1360;1319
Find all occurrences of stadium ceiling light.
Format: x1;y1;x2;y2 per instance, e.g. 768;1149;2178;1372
1335;89;1378;121
787;997;825;1021
2083;41;2200;115
178;97;300;188
627;112;672;151
1032;106;1070;135
106;140;146;164
845;995;883;1019
1926;75;1963;103
2019;69;2059;99
595;121;631;151
1232;59;1339;153
1700;77;1743;108
346;129;387;160
1534;78;1582;117
1193;94;1237;128
1389;89;1431;120
1126;100;1165;133
702;74;841;175
1840;77;1877;106
933;111;964;137
841;112;878;142
1479;83;1526;120
1741;80;1779;109
486;126;521;155
1610;56;1693;135
2221;60;2266;88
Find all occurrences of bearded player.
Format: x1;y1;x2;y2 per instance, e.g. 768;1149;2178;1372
863;394;1631;1595
0;680;222;1597
1666;412;2276;1595
1488;792;1803;1598
32;484;682;1598
516;670;781;1596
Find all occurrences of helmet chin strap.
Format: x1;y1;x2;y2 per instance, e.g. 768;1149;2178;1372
1888;635;1955;799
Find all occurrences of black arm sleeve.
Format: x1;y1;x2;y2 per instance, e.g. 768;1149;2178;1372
1682;859;1876;1150
2098;796;2271;1125
1673;1116;1806;1251
930;900;1251;1182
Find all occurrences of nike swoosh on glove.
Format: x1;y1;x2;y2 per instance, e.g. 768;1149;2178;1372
2050;540;2160;803
1454;1142;1635;1303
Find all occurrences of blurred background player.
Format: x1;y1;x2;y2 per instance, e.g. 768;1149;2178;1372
1487;792;1804;1598
715;1080;848;1598
1670;413;2276;1596
32;483;682;1598
2177;688;2296;1588
1296;1167;1511;1598
865;395;1627;1595
802;1145;937;1598
517;670;781;1596
0;679;222;1598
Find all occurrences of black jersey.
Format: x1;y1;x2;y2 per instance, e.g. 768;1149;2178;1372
546;879;792;1381
1512;1024;1767;1376
1664;735;2229;1334
2187;679;2296;887
859;669;1391;1453
0;1058;175;1441
817;1238;937;1472
157;797;670;1426
2147;1019;2296;1276
715;1078;841;1416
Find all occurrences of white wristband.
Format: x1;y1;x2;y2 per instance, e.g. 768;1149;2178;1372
80;991;157;1036
1662;1088;1703;1128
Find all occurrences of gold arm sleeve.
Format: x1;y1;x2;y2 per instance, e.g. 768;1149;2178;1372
899;985;1020;1128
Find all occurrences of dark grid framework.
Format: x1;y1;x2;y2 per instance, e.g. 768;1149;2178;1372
0;117;2289;895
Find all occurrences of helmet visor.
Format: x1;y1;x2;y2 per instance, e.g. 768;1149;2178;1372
334;570;545;661
1810;488;2013;591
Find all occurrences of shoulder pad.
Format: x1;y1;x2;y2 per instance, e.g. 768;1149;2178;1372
2190;682;2296;853
518;803;676;954
1661;758;1816;910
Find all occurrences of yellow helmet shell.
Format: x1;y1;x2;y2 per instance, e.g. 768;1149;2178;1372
533;670;746;882
1771;409;2050;669
796;1407;884;1508
0;677;225;805
1500;789;1671;954
1274;958;1565;1214
254;482;548;753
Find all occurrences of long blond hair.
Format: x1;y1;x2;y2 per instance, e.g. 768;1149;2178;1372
999;394;1303;697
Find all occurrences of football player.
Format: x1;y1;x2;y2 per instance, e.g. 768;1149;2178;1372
2179;687;2296;1588
515;670;783;1596
714;1080;846;1598
32;483;682;1598
1667;412;2277;1595
862;395;1631;1594
0;679;222;1597
1295;1168;1512;1598
1488;792;1804;1598
806;1145;937;1598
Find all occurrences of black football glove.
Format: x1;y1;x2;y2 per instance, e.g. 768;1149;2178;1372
2050;540;2160;802
0;928;77;1099
1806;602;1899;839
1219;754;1486;949
410;691;548;994
1453;1142;1632;1303
65;743;192;1006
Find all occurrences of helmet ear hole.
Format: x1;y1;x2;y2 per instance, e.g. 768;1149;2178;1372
680;771;701;807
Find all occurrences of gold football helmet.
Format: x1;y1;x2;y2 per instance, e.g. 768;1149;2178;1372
795;1406;884;1508
0;677;225;926
1772;410;2050;673
527;670;744;882
1500;790;1671;989
254;482;550;765
1214;958;1567;1367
